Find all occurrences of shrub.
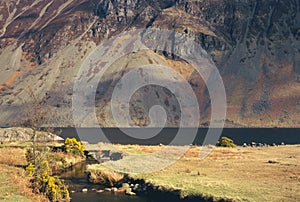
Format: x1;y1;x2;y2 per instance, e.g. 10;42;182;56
45;176;70;202
30;160;70;202
25;147;35;164
217;137;236;148
26;163;35;177
64;138;85;157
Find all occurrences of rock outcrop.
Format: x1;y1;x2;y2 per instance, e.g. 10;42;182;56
0;127;64;142
0;0;299;127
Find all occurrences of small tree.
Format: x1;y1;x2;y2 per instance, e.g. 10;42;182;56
19;88;70;201
18;88;53;167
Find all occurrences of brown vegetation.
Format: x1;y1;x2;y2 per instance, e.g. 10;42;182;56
87;144;300;201
0;163;48;201
88;166;125;187
0;147;26;166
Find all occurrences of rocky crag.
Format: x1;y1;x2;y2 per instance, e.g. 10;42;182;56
0;0;299;127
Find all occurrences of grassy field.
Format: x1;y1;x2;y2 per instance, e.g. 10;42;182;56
0;142;84;202
87;144;300;201
0;147;48;202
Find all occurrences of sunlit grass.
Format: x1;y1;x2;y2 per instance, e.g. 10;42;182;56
86;144;300;201
0;164;48;202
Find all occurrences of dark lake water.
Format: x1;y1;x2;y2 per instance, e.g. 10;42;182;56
56;128;300;145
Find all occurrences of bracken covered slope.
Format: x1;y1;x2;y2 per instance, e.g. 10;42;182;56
0;0;299;127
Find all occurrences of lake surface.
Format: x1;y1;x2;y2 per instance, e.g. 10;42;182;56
56;128;300;145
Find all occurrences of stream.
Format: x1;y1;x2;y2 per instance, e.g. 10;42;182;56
60;161;155;202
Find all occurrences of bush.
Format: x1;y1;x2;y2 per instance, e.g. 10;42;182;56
217;137;236;148
45;176;70;202
64;138;85;157
26;163;35;177
25;147;35;164
29;160;70;202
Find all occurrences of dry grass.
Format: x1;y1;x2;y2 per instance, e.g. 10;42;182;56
0;147;27;166
87;144;300;201
0;145;79;202
136;145;300;201
0;147;48;202
88;165;125;186
0;164;48;202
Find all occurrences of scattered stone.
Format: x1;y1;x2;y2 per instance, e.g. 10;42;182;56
207;144;215;149
96;189;104;193
125;188;136;196
117;187;127;193
111;187;118;192
126;191;136;196
122;183;130;188
82;188;88;192
110;152;124;161
133;184;140;191
105;188;112;192
288;155;296;159
268;160;279;164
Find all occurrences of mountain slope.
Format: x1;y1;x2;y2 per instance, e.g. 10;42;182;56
0;0;299;127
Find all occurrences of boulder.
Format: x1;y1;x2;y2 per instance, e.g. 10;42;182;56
111;187;118;192
105;188;112;192
96;189;104;193
133;184;140;191
125;188;136;196
122;183;130;188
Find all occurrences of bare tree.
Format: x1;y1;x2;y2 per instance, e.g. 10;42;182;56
17;88;54;166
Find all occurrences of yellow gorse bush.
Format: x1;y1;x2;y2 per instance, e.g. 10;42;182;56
217;137;237;148
64;138;85;157
26;163;35;177
26;160;70;201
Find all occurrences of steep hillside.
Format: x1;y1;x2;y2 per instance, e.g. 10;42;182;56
0;0;299;127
